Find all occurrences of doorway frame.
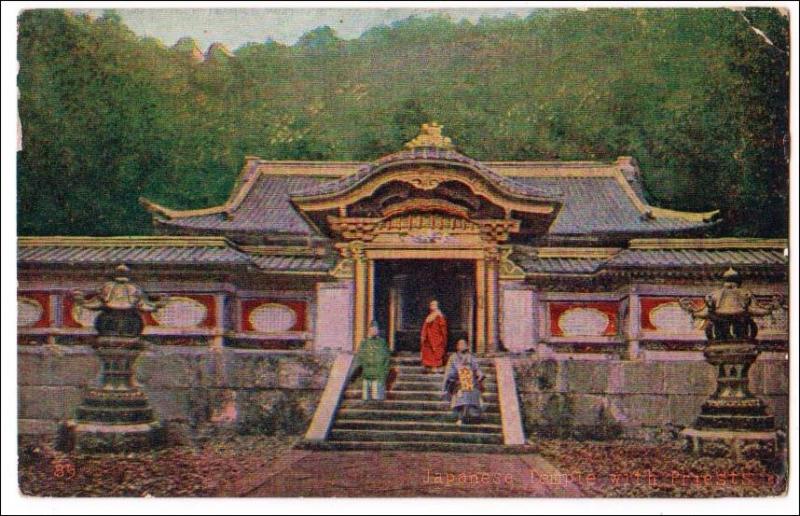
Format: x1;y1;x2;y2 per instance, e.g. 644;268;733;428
373;259;477;353
346;242;500;355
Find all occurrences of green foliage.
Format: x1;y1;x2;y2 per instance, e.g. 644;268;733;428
17;9;788;236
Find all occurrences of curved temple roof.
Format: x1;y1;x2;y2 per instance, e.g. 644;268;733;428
290;147;558;202
140;129;719;244
141;162;718;244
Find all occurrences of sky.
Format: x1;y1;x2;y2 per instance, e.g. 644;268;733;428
78;8;538;50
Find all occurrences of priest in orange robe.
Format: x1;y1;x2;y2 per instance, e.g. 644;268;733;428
420;300;448;372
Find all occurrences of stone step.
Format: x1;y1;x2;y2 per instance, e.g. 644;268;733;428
392;365;496;376
395;373;495;382
298;440;534;454
329;428;504;445
390;380;497;392
391;360;496;367
343;389;498;403
332;419;502;434
336;408;502;425
338;399;500;413
391;358;495;367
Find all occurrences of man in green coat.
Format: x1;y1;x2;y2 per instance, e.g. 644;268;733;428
355;321;391;401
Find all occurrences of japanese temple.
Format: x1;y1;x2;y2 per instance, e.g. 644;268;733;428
18;123;788;450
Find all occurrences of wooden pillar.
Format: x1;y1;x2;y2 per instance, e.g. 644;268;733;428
485;248;500;353
352;243;368;351
388;286;397;352
475;258;486;354
366;258;375;328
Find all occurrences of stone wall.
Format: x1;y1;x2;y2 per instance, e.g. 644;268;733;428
18;345;336;440
512;352;789;441
19;346;788;443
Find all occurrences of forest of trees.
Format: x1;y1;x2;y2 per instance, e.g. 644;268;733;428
17;8;788;237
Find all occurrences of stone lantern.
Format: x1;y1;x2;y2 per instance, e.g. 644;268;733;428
678;267;783;459
61;264;166;452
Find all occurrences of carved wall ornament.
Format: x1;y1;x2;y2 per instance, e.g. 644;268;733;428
483;244;501;264
248;303;298;333
381;198;470;220
755;304;788;335
648;301;704;334
402;230;454;244
379;213;479;233
327;217;381;241
498;247;526;279
405;175;444;190
557;307;612;337
17;297;44;327
477;219;521;242
151;296;208;328
348;241;367;262
330;257;355;278
71;303;100;328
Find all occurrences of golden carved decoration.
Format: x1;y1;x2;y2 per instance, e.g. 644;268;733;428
327;212;521;247
484;245;501;264
499;246;526;280
348;241;367;262
382;198;470;220
327;217;381;241
405;175;443;190
404;122;454;150
477;219;521;243
380;213;478;233
329;258;354;279
294;167;555;216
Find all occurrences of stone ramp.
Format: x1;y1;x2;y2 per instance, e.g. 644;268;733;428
300;354;530;453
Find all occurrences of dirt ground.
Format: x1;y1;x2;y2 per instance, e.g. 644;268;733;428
18;434;297;497
18;435;786;498
536;439;787;497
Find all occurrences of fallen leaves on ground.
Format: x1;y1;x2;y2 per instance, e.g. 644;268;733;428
18;434;297;497
536;439;786;497
18;436;787;497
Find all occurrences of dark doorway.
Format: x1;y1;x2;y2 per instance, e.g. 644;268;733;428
373;260;475;353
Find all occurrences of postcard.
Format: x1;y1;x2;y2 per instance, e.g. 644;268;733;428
11;4;791;503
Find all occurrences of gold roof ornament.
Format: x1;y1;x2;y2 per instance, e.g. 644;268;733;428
404;122;455;150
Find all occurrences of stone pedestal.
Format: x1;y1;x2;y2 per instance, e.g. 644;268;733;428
681;428;778;460
63;336;164;452
680;341;777;460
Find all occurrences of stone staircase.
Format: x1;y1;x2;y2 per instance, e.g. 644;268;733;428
305;354;514;452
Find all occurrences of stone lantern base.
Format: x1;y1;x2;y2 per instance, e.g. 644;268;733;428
61;420;164;454
681;428;778;460
680;341;778;460
60;337;165;453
